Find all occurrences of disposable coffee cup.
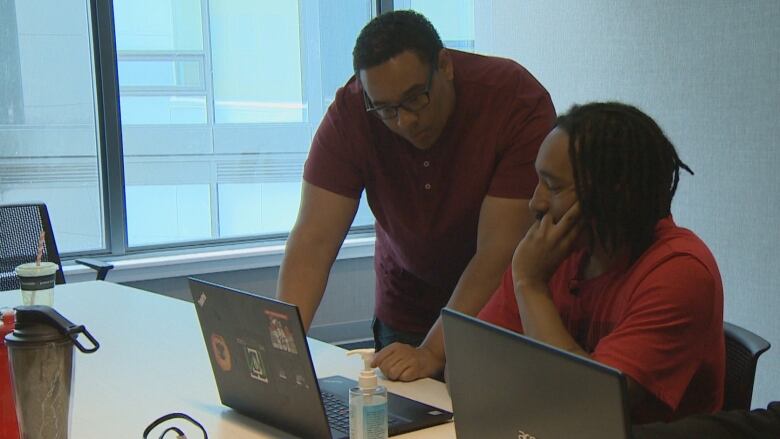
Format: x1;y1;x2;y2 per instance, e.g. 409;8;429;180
15;262;59;306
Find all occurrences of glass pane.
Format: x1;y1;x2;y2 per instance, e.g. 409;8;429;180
218;182;300;237
210;1;304;123
0;0;104;254
126;184;212;246
114;0;203;51
120;96;207;125
405;1;475;50
118;59;203;88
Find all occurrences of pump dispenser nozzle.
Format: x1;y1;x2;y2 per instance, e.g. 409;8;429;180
347;348;378;390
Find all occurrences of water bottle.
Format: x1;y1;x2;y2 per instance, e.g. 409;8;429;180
4;306;99;439
0;309;20;439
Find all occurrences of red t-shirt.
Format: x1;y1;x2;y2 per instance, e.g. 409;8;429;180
478;217;725;424
304;50;555;333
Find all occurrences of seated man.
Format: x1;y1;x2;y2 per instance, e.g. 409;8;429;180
478;102;724;424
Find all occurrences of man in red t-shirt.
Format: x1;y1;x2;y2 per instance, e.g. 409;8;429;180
277;10;554;381
477;102;725;423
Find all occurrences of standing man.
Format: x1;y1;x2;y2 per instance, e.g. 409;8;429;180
277;10;554;381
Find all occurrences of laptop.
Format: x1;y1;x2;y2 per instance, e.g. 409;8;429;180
188;278;452;438
441;308;631;439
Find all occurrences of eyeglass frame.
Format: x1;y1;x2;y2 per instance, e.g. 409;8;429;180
362;67;435;120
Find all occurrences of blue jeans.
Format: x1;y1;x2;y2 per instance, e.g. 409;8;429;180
371;317;426;351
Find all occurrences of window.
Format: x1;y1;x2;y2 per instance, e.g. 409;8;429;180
0;0;475;259
115;0;374;247
0;0;105;254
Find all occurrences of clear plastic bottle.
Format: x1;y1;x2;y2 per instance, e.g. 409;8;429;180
347;349;388;439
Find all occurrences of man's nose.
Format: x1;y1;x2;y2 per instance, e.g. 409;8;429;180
395;106;419;130
528;186;548;219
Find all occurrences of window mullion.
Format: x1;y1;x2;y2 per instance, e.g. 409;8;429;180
92;0;129;257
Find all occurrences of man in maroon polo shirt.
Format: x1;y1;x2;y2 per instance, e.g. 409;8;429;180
277;10;555;381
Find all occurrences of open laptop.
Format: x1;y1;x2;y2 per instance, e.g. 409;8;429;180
442;308;631;439
188;278;452;438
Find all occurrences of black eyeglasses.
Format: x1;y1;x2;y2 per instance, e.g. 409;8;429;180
363;68;434;120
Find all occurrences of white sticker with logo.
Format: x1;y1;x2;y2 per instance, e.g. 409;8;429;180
197;292;207;307
518;430;537;439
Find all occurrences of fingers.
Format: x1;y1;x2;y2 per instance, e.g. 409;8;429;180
373;343;416;381
373;343;429;381
559;201;581;228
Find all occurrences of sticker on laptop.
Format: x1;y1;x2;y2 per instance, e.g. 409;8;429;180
197;292;207;307
210;333;232;372
265;310;298;354
243;344;269;383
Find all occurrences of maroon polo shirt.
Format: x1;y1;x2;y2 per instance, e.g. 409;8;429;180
304;50;555;333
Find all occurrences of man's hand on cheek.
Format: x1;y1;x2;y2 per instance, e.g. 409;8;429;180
511;202;582;291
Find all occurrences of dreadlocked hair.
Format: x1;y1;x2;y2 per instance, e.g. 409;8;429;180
352;10;443;74
556;102;694;263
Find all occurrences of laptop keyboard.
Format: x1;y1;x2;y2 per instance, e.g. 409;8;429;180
321;390;402;434
322;391;350;433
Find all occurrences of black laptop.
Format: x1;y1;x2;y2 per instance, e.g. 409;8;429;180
442;308;631;439
188;278;452;438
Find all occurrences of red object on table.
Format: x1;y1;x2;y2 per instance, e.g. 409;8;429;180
0;309;20;439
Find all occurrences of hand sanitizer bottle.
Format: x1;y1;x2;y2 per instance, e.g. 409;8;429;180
347;349;388;439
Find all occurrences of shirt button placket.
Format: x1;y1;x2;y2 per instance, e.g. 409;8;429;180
423;160;432;190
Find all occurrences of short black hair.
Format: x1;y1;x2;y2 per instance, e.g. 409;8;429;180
353;10;443;73
556;102;694;262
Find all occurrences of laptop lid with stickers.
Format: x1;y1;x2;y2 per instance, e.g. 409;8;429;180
188;278;452;438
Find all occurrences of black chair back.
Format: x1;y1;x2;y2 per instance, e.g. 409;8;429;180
0;203;65;291
723;322;771;411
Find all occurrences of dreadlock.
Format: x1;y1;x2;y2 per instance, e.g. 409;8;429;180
556;102;694;263
352;10;443;74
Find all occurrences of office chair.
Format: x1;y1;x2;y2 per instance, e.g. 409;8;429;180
723;321;771;411
0;203;114;291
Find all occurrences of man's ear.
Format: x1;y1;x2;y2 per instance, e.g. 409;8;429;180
438;48;454;80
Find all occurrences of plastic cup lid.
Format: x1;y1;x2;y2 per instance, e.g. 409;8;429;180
15;262;59;277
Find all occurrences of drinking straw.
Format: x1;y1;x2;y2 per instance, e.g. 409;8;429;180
35;230;45;266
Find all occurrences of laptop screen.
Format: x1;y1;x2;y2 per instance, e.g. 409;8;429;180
442;308;631;439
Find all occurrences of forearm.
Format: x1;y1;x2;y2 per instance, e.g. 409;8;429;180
514;278;589;358
421;252;509;365
277;233;340;331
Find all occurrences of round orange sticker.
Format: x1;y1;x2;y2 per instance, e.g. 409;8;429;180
210;333;232;372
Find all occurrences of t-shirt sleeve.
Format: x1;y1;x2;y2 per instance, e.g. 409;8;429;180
303;88;365;199
592;255;720;411
487;77;556;199
477;267;525;333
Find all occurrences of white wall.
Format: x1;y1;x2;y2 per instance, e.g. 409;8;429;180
476;0;780;408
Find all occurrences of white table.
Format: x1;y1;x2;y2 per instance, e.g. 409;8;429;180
0;281;455;438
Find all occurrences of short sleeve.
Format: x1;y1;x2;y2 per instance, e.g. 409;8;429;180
487;77;555;199
591;255;720;411
303;84;366;199
477;267;525;333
